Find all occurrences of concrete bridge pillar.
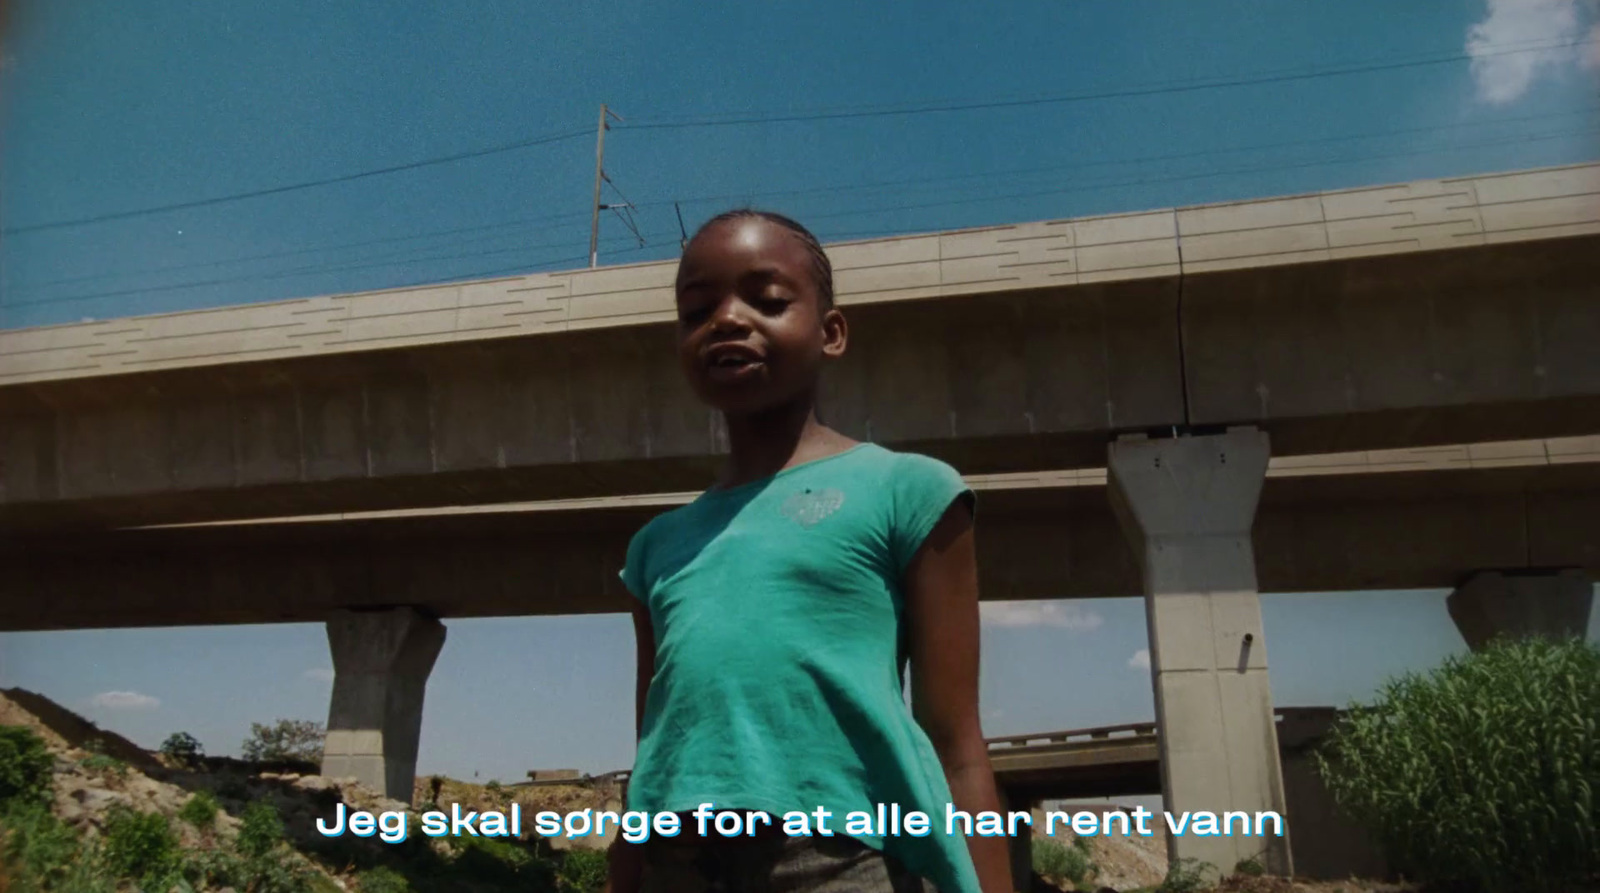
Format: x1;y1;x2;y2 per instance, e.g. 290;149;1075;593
1108;428;1291;879
998;789;1034;891
1447;569;1594;651
321;607;446;804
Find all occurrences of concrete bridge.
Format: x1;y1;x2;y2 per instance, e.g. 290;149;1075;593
986;707;1387;882
3;161;1597;878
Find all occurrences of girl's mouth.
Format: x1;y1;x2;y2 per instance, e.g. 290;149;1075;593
703;343;766;382
706;353;764;383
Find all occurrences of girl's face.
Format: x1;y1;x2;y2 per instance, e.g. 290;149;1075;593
674;217;846;415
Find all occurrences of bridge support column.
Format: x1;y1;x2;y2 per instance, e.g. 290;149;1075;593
1109;428;1291;879
321;607;446;804
998;789;1034;891
1447;569;1594;651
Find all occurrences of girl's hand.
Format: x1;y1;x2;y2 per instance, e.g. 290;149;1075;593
905;500;1015;893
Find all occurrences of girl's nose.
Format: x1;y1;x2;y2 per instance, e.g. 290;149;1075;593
709;296;751;333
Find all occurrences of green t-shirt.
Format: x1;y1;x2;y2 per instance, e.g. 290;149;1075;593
619;443;981;893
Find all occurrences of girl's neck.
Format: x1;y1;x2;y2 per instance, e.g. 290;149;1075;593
719;393;854;488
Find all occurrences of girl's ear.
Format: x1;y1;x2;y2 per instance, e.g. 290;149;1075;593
821;306;848;359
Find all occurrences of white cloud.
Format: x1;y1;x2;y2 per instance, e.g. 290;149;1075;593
1465;0;1599;104
1128;649;1151;671
90;691;160;710
303;668;335;683
980;601;1104;631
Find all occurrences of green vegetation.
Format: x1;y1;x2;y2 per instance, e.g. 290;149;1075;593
160;731;206;766
79;751;129;777
358;864;415;893
179;789;221;830
0;724;321;893
1317;636;1600;893
0;725;55;806
1032;836;1098;889
102;804;184;892
0;802;106;893
0;719;626;893
242;718;326;764
238;799;288;859
1154;857;1213;893
555;847;608;893
1232;856;1264;876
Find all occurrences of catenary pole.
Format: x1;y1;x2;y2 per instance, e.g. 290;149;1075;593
588;105;616;268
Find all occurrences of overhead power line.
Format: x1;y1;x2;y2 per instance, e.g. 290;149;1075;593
3;36;1586;241
621;37;1596;129
795;125;1600;226
13;121;1589;313
635;106;1600;213
4;127;592;236
16;209;598;292
20;103;1589;296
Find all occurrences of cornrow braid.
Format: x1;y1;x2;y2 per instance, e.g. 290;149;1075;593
690;209;835;309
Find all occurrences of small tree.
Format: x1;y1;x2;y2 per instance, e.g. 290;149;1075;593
241;719;325;764
159;731;204;766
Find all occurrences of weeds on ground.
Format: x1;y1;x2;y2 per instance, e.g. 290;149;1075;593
358;864;414;893
556;847;609;893
1033;836;1099;889
1156;857;1214;893
78;752;128;778
178;789;220;831
102;804;184;892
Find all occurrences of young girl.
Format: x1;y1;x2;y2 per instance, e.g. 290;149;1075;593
607;211;1011;893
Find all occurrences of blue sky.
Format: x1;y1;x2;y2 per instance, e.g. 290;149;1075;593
1;0;1598;783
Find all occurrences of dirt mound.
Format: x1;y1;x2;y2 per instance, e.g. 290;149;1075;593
0;687;161;772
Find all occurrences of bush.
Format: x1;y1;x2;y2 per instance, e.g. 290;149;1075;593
179;789;220;830
186;844;311;893
1157;857;1213;893
1317;637;1600;893
242;719;325;764
159;732;205;765
358;864;413;893
1032;837;1097;888
238;800;287;859
79;752;127;777
0;725;55;807
0;801;86;891
556;847;609;893
441;835;557;888
102;805;183;892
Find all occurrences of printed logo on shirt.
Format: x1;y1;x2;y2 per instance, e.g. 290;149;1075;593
780;487;845;526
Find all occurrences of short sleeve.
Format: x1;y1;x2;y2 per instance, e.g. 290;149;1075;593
618;521;654;604
888;452;974;574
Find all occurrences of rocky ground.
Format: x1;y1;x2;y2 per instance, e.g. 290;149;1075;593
1;687;1413;892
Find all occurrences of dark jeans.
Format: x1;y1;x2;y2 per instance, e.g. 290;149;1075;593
641;832;929;893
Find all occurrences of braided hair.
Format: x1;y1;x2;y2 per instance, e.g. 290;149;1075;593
687;209;835;310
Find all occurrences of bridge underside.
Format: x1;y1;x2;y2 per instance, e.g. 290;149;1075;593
3;457;1596;631
3;236;1598;533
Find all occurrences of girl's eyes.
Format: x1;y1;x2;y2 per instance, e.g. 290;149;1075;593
678;306;710;325
675;294;788;324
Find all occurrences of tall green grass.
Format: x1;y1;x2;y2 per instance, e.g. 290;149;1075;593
1317;636;1599;892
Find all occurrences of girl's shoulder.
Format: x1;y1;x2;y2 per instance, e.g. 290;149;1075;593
857;443;967;495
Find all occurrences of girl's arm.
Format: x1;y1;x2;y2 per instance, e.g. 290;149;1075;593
905;500;1013;893
605;602;656;893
